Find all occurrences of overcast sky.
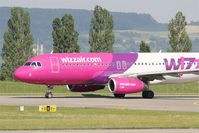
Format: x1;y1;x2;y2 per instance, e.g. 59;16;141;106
0;0;198;23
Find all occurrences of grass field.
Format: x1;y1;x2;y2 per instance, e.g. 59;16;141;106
0;105;199;130
0;81;199;96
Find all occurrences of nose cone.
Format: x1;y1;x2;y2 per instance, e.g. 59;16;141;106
13;67;28;82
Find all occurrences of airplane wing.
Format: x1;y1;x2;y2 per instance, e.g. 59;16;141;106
109;69;199;81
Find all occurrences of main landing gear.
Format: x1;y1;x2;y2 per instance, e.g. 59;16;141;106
45;85;54;98
142;82;154;99
113;91;154;99
142;90;154;99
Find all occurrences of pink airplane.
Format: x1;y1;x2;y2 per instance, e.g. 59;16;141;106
13;52;199;98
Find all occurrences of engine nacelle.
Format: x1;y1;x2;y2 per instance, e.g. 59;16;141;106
66;85;105;92
108;78;144;94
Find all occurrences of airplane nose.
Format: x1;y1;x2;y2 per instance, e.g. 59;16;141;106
13;67;26;81
13;68;21;80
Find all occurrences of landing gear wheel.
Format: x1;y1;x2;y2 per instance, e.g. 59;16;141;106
114;93;125;98
45;92;53;98
142;90;154;99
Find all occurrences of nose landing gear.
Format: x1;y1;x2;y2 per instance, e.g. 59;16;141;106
45;85;54;98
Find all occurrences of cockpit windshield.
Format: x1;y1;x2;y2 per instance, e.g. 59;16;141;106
24;62;42;67
24;62;32;66
31;62;37;66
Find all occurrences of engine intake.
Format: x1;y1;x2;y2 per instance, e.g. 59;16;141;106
108;78;144;94
67;85;105;92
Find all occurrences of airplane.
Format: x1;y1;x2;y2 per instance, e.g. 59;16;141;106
13;52;199;98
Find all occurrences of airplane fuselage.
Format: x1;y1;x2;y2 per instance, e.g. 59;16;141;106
13;52;199;98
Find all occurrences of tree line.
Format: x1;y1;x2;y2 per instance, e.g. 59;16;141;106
0;6;192;80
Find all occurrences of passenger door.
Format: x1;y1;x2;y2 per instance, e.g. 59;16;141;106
50;57;59;73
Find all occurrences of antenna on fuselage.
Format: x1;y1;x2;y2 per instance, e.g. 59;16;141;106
159;50;162;53
50;50;53;54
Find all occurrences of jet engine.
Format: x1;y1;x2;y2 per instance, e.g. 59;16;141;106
108;78;144;94
66;85;105;92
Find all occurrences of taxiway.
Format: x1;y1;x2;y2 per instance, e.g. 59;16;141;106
0;95;199;112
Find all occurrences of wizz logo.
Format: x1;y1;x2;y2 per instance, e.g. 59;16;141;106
164;57;199;71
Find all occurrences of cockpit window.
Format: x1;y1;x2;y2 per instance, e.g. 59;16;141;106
31;62;37;66
24;62;42;67
37;62;41;67
24;62;32;66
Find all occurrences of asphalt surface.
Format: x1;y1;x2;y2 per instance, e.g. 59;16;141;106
1;95;199;132
1;129;199;133
0;95;199;112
